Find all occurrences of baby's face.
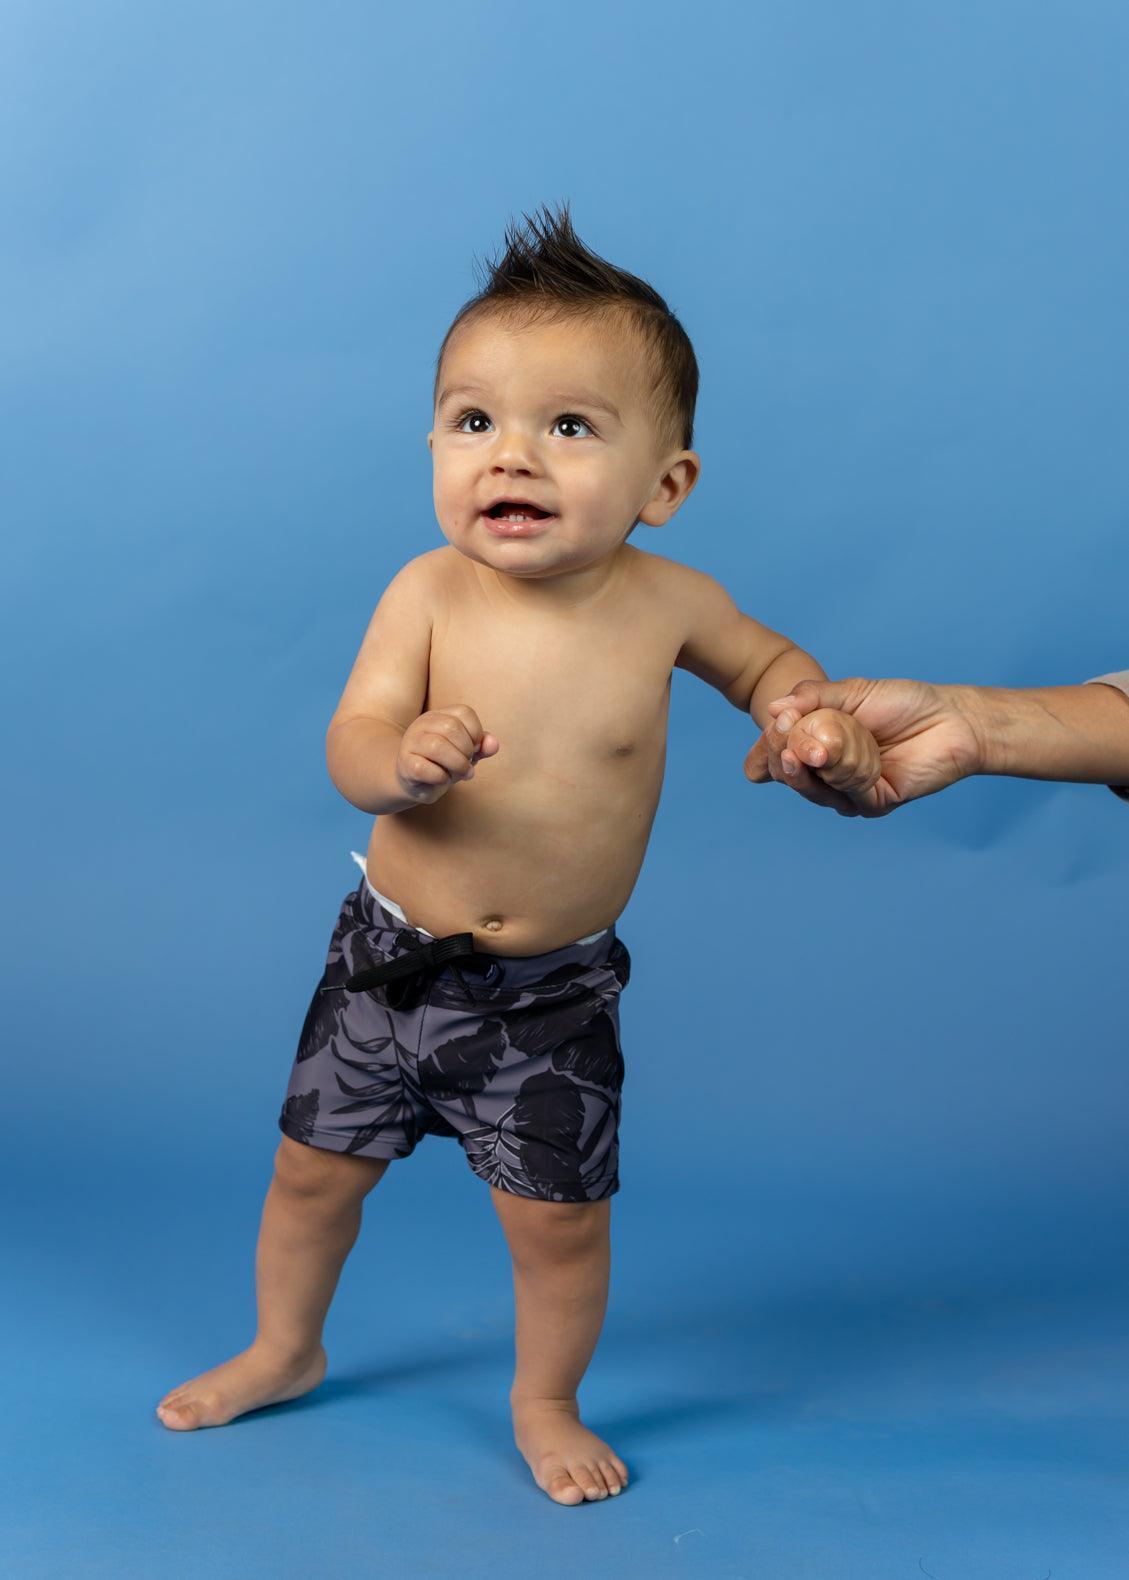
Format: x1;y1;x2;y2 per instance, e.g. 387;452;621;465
429;313;687;579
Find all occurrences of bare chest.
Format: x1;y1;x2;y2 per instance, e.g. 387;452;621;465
365;549;685;952
427;558;679;772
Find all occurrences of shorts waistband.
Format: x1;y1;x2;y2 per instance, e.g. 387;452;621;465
349;851;610;949
346;851;618;997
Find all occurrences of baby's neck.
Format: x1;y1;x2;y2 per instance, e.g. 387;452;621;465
469;544;632;613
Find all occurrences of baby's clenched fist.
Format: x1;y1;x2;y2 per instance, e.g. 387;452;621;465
395;705;499;805
769;706;881;798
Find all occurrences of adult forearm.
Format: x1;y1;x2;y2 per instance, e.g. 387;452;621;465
955;684;1129;784
326;717;418;814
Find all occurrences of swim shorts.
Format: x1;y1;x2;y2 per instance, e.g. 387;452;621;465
277;861;632;1201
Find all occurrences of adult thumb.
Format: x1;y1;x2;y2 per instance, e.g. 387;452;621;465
744;735;772;781
772;677;862;719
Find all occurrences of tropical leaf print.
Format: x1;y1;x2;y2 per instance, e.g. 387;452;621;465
501;989;608;1059
510;1070;588;1191
549;1008;624;1089
417;1018;508;1111
296;979;343;1063
344;1115;413;1158
280;1089;320;1143
329;998;418;1069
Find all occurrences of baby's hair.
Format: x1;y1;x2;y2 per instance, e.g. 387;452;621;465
433;201;699;459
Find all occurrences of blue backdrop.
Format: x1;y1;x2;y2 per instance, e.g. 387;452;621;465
3;2;1127;1575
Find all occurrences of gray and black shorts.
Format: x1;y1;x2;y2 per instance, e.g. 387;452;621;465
278;858;632;1201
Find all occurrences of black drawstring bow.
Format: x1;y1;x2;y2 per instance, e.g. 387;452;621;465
319;929;482;1007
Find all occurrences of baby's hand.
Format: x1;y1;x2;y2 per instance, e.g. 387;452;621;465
394;705;500;805
768;705;881;801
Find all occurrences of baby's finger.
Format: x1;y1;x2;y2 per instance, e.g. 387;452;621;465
468;732;503;774
779;751;821;790
777;752;859;815
413;715;482;778
803;712;881;794
761;718;795;783
785;714;844;773
767;708;808;757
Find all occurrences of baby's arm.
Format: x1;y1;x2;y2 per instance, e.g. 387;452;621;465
672;563;825;717
671;562;881;801
326;553;498;814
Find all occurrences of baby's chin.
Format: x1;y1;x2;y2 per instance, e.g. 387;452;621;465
438;515;632;553
438;527;628;586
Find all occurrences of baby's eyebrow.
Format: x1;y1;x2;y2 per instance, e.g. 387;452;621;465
552;391;622;422
436;382;486;410
438;382;621;423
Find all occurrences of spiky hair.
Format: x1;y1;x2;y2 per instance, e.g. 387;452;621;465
432;201;698;457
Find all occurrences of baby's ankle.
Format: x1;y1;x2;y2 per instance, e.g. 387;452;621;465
510;1389;579;1414
250;1334;326;1368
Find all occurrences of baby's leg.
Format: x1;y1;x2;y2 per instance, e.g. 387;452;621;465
492;1189;629;1504
156;1136;389;1429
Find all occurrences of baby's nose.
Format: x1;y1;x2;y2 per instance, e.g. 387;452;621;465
491;434;538;469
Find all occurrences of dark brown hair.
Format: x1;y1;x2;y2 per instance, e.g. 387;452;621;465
432;201;699;458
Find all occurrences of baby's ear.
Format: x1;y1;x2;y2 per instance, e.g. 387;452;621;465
638;453;700;527
427;431;434;453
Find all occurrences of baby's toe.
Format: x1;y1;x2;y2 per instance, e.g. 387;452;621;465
599;1459;622;1494
156;1400;200;1430
576;1461;607;1500
546;1467;585;1505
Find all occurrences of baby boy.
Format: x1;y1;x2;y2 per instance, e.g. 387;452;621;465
155;204;881;1504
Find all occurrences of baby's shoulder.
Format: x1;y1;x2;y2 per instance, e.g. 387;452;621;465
387;545;454;603
625;545;705;605
413;545;455;577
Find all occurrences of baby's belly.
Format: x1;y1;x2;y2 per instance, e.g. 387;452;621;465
363;758;665;955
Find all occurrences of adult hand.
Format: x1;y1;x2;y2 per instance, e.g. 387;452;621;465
743;703;892;816
744;677;983;816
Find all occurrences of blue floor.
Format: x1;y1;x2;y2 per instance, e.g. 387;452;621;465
6;813;1128;1576
7;1141;1128;1577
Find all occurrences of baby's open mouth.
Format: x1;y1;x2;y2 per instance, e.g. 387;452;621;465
484;500;554;521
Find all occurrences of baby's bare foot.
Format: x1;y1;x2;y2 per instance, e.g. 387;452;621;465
512;1398;629;1505
155;1342;327;1430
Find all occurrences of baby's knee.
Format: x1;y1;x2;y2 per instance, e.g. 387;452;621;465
272;1134;387;1201
494;1190;609;1256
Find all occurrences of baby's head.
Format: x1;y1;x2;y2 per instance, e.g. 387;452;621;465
428;203;700;582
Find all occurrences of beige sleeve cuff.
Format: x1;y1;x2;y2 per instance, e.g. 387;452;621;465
1084;673;1129;799
1086;670;1129;698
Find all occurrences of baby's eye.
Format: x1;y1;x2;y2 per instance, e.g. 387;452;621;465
455;410;492;434
552;414;593;439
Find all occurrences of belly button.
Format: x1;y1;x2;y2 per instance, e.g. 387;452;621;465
482;917;504;931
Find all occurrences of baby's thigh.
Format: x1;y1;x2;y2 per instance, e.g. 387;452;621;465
273;1133;390;1200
